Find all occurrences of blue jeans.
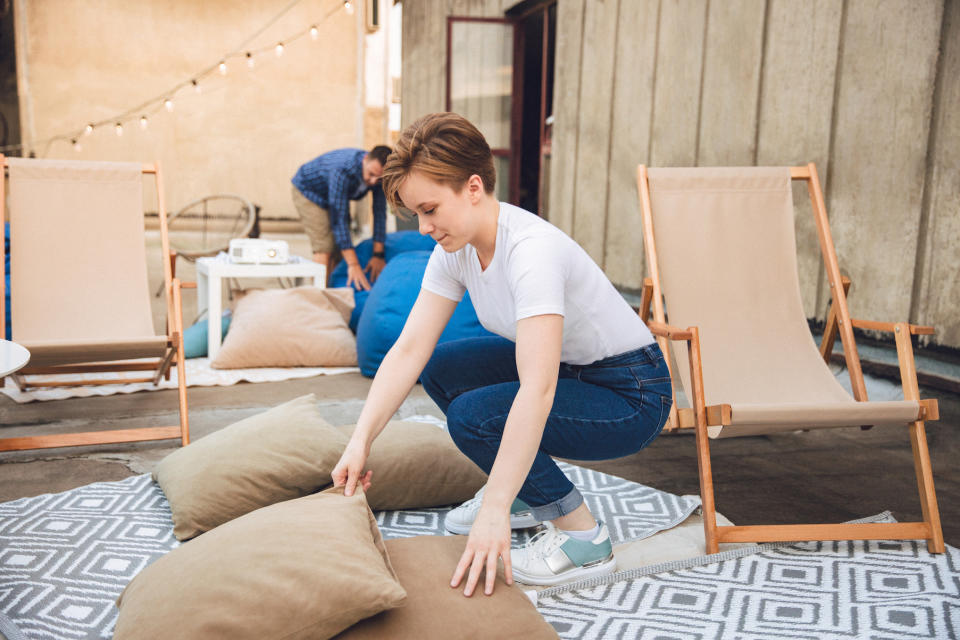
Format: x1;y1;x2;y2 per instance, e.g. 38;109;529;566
420;336;672;522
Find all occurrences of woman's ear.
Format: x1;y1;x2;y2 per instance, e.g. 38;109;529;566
467;174;484;203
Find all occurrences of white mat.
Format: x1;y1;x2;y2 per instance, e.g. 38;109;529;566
1;358;359;404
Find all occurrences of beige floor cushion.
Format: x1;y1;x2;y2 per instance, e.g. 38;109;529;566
153;394;349;540
339;421;488;510
212;286;357;369
115;487;406;640
334;535;558;639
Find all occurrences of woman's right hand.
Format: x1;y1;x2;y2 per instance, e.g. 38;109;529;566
331;439;373;497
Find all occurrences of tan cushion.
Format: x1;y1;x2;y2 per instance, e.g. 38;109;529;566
334;535;558;639
153;394;349;540
339;421;488;510
211;286;357;369
115;487;407;640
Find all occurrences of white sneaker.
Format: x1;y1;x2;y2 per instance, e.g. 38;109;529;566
510;521;616;586
443;486;542;535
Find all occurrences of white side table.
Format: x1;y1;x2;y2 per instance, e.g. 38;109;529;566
0;339;30;377
195;254;326;360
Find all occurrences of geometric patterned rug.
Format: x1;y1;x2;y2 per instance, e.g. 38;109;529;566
0;463;700;639
534;515;960;639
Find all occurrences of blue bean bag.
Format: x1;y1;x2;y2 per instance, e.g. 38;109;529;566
183;311;232;359
330;231;437;331
355;251;493;378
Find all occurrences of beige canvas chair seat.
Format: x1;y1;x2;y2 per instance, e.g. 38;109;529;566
637;163;943;555
1;156;189;451
22;337;170;368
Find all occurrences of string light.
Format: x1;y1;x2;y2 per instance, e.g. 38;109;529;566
4;2;356;155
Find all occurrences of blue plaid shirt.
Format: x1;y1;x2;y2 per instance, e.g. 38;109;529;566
291;148;386;250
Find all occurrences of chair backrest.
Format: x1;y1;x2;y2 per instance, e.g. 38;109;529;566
6;158;157;343
645;167;852;408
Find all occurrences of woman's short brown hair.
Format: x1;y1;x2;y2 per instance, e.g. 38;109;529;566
381;112;496;214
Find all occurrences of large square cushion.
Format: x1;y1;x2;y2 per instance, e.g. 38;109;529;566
115;487;406;640
334;535;558;639
153;394;349;540
338;420;487;510
211;286;357;369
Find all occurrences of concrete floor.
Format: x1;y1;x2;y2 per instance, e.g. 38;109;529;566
1;369;956;548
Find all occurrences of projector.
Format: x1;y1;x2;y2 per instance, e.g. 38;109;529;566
228;238;290;264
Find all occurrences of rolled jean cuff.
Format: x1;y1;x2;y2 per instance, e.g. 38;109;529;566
528;487;584;522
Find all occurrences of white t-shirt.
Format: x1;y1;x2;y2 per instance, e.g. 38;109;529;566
421;202;654;365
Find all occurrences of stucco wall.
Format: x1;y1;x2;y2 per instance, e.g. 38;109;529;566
13;0;371;221
402;0;960;349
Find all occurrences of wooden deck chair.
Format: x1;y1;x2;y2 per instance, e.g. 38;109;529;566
0;156;189;451
636;163;943;554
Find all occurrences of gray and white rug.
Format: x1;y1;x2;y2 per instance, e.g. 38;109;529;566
0;463;700;639
534;517;960;639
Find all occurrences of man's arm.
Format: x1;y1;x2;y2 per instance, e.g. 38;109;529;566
363;187;388;283
328;170;373;290
328;169;353;253
372;186;387;245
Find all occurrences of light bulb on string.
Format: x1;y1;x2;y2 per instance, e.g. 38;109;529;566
192;79;201;94
344;1;354;15
115;122;123;137
164;98;174;112
72;139;82;152
275;42;285;57
139;115;148;130
84;124;94;136
310;25;319;40
246;52;255;68
218;60;228;75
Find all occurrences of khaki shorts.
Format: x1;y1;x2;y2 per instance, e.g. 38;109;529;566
291;184;337;255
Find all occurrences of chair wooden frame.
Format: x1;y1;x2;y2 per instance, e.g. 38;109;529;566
0;156;190;451
637;162;944;554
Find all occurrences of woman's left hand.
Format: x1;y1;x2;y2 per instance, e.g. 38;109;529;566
450;504;514;596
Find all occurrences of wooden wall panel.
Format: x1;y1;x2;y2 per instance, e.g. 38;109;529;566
546;0;585;236
399;0;960;347
400;0;426;128
756;0;842;319
649;0;708;166
571;0;620;264
603;0;659;288
915;0;960;345
828;0;943;324
696;0;766;166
